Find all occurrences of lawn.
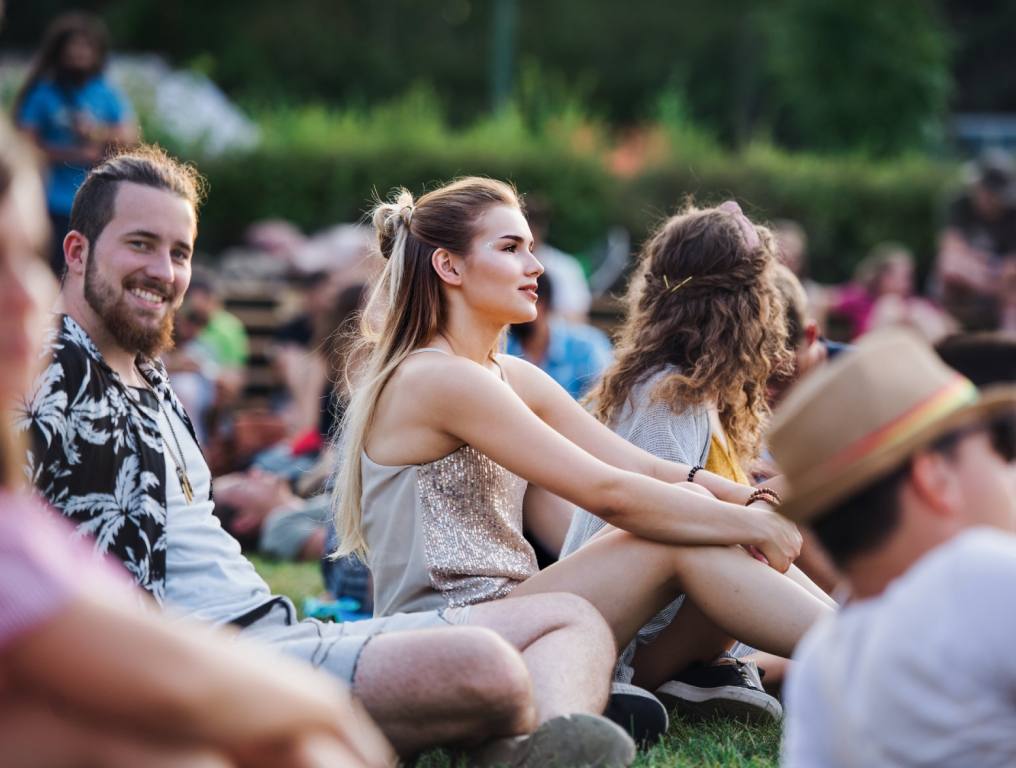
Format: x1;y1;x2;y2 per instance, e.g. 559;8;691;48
250;556;781;767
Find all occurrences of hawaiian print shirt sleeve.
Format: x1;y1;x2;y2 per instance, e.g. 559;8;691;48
16;316;170;601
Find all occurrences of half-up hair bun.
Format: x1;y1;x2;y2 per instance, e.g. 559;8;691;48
372;188;416;260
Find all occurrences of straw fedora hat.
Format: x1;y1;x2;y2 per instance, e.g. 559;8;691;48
770;329;1016;524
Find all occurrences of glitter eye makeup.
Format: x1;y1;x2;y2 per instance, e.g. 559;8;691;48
483;237;534;254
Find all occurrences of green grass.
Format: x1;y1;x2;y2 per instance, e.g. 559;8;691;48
250;557;781;767
412;720;780;767
248;554;327;614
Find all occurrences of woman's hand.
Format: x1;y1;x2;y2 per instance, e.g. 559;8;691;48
747;505;803;573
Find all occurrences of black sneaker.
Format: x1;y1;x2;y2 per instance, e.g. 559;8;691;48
603;681;669;747
654;655;782;724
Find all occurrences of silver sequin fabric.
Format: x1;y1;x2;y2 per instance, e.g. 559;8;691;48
416;445;537;607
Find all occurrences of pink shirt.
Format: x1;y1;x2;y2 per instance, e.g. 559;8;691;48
0;491;131;649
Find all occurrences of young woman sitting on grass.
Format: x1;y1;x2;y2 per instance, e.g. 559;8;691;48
332;178;833;739
565;203;837;719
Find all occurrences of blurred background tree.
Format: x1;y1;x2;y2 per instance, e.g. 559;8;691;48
2;0;1004;156
2;0;1010;282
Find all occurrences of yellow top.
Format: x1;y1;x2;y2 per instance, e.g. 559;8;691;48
705;434;751;485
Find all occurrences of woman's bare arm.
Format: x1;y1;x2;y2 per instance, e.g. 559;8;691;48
408;355;801;570
499;355;780;504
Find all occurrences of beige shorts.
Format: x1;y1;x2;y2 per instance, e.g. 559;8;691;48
241;597;468;686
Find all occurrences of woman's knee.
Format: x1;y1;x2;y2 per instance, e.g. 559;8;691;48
597;528;734;588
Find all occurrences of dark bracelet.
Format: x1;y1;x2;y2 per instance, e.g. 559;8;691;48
687;464;704;484
746;487;782;507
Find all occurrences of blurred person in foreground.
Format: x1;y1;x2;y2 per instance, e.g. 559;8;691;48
934;150;1016;331
775;329;1016;767
17;143;633;765
13;11;138;276
0;120;392;768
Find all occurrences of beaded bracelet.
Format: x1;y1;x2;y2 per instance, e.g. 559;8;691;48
746;487;783;507
687;464;704;484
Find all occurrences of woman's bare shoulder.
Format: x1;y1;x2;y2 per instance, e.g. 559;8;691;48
387;350;503;403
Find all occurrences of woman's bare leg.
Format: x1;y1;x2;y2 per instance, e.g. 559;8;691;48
627;567;832;691
628;598;735;691
511;529;830;658
785;562;838;607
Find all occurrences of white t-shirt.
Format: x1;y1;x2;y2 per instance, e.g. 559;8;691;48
158;404;274;625
783;528;1016;768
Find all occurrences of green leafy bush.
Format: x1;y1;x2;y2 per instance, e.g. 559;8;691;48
193;90;617;261
185;96;956;285
628;143;957;283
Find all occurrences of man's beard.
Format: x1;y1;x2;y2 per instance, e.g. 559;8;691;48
84;256;177;359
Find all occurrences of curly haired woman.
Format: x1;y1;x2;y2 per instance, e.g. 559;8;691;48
334;182;833;744
565;201;836;720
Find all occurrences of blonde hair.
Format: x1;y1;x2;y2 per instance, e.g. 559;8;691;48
333;177;520;558
587;202;791;466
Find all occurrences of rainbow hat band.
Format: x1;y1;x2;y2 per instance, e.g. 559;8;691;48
770;329;1016;524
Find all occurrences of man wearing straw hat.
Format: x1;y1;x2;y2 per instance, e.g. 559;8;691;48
771;329;1016;767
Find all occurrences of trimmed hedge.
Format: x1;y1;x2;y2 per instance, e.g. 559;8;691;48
626;146;958;283
189;108;958;286
196;144;617;260
191;102;618;262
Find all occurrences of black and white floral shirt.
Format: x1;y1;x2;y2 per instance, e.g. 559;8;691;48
18;315;201;602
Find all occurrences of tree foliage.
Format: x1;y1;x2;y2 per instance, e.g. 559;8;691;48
1;0;966;155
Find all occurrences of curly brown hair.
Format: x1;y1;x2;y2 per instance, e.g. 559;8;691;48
587;202;792;466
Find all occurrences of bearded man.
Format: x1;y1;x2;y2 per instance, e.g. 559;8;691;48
17;145;637;766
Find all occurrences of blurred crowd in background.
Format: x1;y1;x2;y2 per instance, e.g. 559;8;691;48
7;9;1016;611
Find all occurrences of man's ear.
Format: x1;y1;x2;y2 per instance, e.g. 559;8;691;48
63;230;89;277
909;450;961;521
432;247;463;287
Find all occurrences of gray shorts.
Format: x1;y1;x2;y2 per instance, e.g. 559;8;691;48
239;597;468;687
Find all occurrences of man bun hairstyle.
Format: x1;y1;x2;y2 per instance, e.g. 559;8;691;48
69;143;207;251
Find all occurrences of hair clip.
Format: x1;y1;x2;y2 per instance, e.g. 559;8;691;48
663;275;693;294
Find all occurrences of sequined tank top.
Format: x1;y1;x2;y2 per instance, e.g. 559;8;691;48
361;349;538;617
